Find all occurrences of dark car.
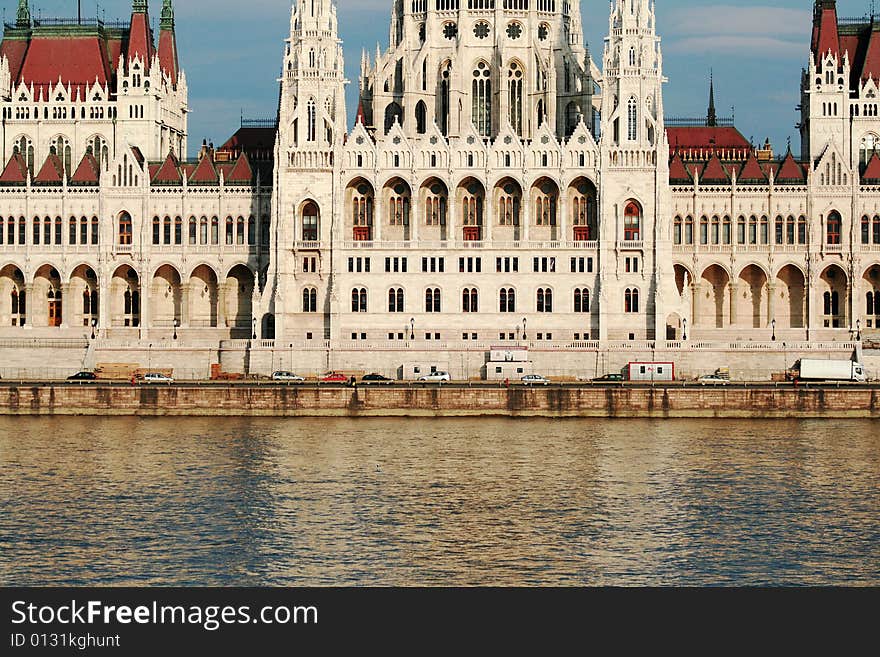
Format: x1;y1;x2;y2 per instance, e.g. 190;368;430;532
361;373;394;385
593;373;624;382
67;371;97;381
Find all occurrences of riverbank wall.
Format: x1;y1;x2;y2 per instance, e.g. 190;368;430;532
1;384;877;418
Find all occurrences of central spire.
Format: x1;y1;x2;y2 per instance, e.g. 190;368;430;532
707;70;717;127
17;0;31;27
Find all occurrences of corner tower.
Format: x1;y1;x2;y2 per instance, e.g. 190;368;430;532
599;0;670;340
267;0;347;341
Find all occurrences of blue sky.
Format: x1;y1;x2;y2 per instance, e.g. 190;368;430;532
13;1;875;157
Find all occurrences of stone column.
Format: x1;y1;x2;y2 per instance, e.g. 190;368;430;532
138;275;151;333
558;192;569;244
217;283;227;329
767;282;777;328
23;284;34;328
60;283;71;328
181;281;191;328
692;283;701;327
729;282;739;327
98;277;109;332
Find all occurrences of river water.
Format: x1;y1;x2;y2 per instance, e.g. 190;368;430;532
0;417;877;586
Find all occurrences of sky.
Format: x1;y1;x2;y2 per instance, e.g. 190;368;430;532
11;1;877;157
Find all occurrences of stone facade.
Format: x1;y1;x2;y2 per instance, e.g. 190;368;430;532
0;0;878;381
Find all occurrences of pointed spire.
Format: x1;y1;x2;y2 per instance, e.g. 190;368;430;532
133;0;148;13
707;70;717;127
16;0;31;27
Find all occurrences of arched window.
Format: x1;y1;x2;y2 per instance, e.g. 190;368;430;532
748;216;758;245
497;184;520;226
163;216;172;245
384;102;403;134
307;98;317;142
415;101;427;134
628;46;636;67
425;287;441;313
798;216;808;244
723;216;732;244
388;288;405;313
624;201;641;241
80;217;88;244
351;288;367;313
247;217;256;245
388;189;410;227
236;217;246;245
351;187;374;241
200;217;208;245
54;217;62;245
565;102;580;137
627;97;638;141
827;211;841;245
574;288;591;313
874;216;880;244
625;288;640;313
438;61;452;136
737;216;746;244
118;213;132;245
462;288;478;313
472;61;492;136
534;185;556;226
174;217;183;245
866;291;875;317
189;217;197;245
303;288;317;313
225;217;234;245
424;184;447;226
673;216;682;244
508;61;523;135
863;216;871;244
211;217;219;245
499;288;516;313
91;217;99;245
536;288;553;313
152;216;161;244
43;217;51;245
699;216;709;245
69;217;77;245
684;216;694;244
301;202;320;241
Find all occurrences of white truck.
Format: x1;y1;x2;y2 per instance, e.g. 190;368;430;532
791;359;867;382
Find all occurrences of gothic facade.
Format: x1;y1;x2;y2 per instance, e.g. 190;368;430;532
1;0;878;367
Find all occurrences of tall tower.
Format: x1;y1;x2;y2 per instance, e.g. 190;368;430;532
599;0;670;340
267;0;347;341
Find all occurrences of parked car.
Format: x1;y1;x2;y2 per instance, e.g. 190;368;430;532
697;374;729;385
362;373;394;385
272;371;305;382
320;372;349;384
592;373;624;382
418;371;451;383
143;372;174;384
67;371;97;381
521;374;550;386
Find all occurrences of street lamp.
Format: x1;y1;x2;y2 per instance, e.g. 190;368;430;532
771;318;777;342
856;318;861;341
522;317;527;340
90;318;97;340
410;318;415;341
252;317;257;340
173;318;179;341
682;318;688;341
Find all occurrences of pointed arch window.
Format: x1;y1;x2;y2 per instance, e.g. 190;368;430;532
472;61;492;137
118;213;132;245
303;288;318;313
307;98;317;142
351;288;368;313
623;201;641;241
627;97;638;141
574;288;591;313
499;288;516;313
415;101;427;134
508;61;523;136
438;61;452;136
827;211;841;245
388;288;405;313
462;288;479;313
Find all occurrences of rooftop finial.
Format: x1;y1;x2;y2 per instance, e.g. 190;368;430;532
132;0;148;13
16;0;30;27
160;0;174;29
707;69;717;127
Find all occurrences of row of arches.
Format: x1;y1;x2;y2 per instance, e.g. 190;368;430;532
340;176;599;242
676;262;880;331
0;216;99;247
151;216;269;247
0;263;257;331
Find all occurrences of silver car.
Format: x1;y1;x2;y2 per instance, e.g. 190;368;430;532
143;372;174;384
521;374;550;386
272;371;305;382
418;371;451;382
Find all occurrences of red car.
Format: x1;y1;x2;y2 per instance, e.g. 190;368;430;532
320;372;349;384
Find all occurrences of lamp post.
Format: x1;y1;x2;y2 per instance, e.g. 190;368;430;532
682;318;688;341
856;318;861;341
252;316;257;340
771;318;777;342
522;317;527;340
410;317;415;341
148;343;153;371
90;318;96;340
173;318;179;341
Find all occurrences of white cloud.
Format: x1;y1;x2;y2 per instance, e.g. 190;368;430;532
664;5;811;58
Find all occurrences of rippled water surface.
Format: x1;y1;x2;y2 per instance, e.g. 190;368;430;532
0;417;877;585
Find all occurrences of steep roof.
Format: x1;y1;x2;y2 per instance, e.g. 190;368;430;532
127;10;154;68
814;1;840;62
188;155;219;185
18;34;111;88
862;152;880;181
775;151;807;183
217;127;276;162
0;38;29;83
701;154;730;183
665;126;752;158
0;153;29;184
33;153;64;184
151;152;182;184
668;152;691;183
738;152;768;183
225;153;254;184
70;152;100;184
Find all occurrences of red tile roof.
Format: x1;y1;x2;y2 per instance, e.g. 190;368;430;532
775;152;807;183
188;156;219;185
738;152;768;182
18;35;111;87
225;153;254;184
815;4;840;61
665;126;752;159
152;152;182;184
33;153;65;184
862;152;880;181
157;26;179;82
701;154;730;183
127;11;154;68
0;38;29;83
0;153;29;184
668;152;691;182
70;152;100;184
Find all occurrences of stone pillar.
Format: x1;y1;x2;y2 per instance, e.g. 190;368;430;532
729;282;739;327
23;284;34;328
767;282;777;328
181;282;191;328
446;193;456;245
483;191;493;243
217;283;227;328
558;192;569;244
98;277;109;332
373;193;382;243
522;196;531;243
845;283;852;329
410;194;420;243
139;275;151;333
60;283;71;328
692;283;701;327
